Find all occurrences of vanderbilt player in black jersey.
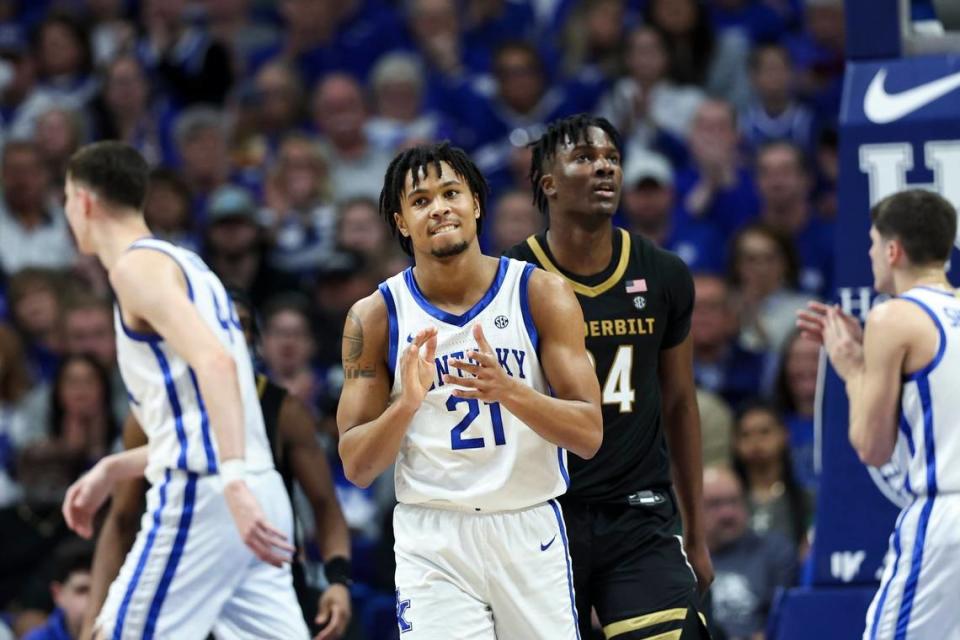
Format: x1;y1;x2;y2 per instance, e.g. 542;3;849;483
504;114;713;639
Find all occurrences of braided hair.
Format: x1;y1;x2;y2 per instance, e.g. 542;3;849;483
379;141;489;256
528;114;622;216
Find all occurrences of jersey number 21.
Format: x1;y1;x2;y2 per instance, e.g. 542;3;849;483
448;397;506;450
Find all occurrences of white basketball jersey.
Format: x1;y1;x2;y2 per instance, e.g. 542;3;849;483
379;257;569;511
115;238;274;485
897;286;960;497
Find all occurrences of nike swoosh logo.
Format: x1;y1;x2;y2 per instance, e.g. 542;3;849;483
540;535;556;551
864;68;960;124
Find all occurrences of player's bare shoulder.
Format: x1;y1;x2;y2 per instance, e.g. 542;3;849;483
525;268;580;316
108;248;183;301
107;248;189;330
869;295;944;372
342;291;390;374
867;297;932;337
523;268;586;339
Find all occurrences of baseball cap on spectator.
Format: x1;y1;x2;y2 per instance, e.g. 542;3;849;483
623;150;674;189
207;185;258;224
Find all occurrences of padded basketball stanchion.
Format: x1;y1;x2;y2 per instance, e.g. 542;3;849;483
770;1;960;637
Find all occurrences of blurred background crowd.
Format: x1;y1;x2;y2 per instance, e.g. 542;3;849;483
0;0;845;638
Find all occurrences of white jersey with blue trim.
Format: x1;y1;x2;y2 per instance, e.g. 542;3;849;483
897;286;960;498
114;238;274;485
379;256;569;511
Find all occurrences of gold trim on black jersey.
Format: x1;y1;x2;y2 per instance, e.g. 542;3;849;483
525;228;632;298
256;373;268;399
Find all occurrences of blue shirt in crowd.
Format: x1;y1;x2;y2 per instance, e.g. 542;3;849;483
23;608;71;640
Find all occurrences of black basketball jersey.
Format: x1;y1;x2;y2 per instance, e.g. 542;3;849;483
257;373;294;497
504;228;694;503
256;373;316;623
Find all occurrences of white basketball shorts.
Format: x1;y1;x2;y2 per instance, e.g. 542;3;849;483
96;468;309;639
393;499;580;640
863;493;960;639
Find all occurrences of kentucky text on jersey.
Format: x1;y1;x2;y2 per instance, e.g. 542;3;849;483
430;347;528;389
584;318;656;338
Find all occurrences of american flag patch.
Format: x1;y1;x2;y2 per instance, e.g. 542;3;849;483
625;279;647;293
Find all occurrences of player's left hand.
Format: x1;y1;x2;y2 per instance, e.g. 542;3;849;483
62;461;113;539
314;584;351;640
823;305;865;381
446;324;518;403
685;540;714;595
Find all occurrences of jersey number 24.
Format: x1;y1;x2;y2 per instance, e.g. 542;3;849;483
587;345;635;413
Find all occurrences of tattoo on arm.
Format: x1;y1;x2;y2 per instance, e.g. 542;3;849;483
344;365;377;379
343;310;364;362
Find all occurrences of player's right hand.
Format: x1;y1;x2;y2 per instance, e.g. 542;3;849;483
399;326;438;407
62;461;113;539
223;480;295;567
796;301;862;345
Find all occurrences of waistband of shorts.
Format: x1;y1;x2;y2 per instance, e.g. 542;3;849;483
148;465;277;485
561;487;673;508
397;499;555;515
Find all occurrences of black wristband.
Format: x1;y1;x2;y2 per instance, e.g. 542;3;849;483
324;556;353;587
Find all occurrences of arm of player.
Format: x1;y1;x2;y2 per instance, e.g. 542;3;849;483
280;395;352;640
81;415;148;640
111;250;247;462
660;335;714;593
447;271;602;458
825;302;907;466
337;294;438;488
62;445;148;539
111;250;293;566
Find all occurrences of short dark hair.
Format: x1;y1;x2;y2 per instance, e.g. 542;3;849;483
148;168;191;207
34;13;92;75
748;43;792;72
528;114;622;216
493;40;544;76
51;539;94;584
378;141;488;256
67;141;149;210
870;189;957;266
261;292;313;329
756;140;808;175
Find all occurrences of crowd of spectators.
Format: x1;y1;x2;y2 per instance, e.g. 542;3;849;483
0;0;847;638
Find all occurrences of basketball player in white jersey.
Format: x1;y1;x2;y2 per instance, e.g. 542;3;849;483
57;142;309;639
337;142;602;639
797;189;960;639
